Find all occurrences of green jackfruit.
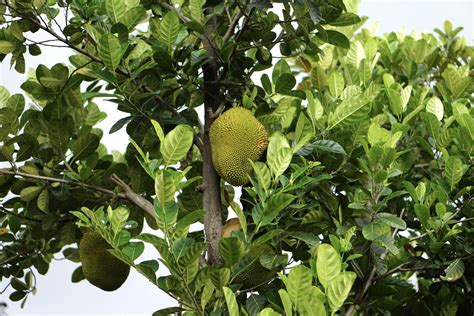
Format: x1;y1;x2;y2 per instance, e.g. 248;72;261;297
79;231;130;291
210;107;268;186
233;244;278;290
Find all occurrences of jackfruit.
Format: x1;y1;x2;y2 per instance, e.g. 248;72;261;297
79;231;130;291
210;107;268;186
233;243;278;290
222;218;241;237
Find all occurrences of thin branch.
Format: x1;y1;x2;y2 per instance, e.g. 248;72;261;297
0;168;120;197
222;7;244;43
110;174;156;220
344;208;405;316
0;206;41;223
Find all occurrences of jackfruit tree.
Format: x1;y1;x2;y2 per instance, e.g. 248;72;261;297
0;0;473;315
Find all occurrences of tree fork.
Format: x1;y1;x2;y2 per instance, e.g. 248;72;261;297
202;29;223;266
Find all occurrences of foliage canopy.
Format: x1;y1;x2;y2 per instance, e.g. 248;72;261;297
0;0;473;315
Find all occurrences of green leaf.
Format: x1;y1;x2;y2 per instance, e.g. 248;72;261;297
414;204;430;227
159;11;180;52
316;244;341;289
122;7;146;30
312;140;346;155
106;0;126;22
327;271;357;312
317;30;350;49
48;119;71;156
219;237;244;265
426;96;444;121
172;237;194;260
37;189;49;212
98;34;123;71
377;213;406;230
189;0;205;23
272;59;291;83
250;161;271;192
441;259;464;282
152;307;184;316
329;12;361;26
261;193;296;225
210;267;231;289
110;206;129;235
327;94;371;130
444;156;463;190
72;133;100;161
275;73;296;94
257;308;280;316
260;253;288;270
161;124;194;165
122;241;144;261
6;94;25;116
362;221;389;241
328;71;345;97
278;289;293;316
267;147;292;179
20;186;43;202
286;265;313;312
0;40;16;54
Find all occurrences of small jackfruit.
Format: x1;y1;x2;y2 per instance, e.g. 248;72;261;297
233;244;278;290
222;218;241;237
79;231;130;291
210;107;268;186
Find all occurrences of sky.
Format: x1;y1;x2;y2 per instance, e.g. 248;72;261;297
1;0;473;315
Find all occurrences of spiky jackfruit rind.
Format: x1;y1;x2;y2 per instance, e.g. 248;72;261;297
210;107;268;186
79;231;130;291
232;244;278;290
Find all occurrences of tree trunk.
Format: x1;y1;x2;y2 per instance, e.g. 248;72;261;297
202;31;223;266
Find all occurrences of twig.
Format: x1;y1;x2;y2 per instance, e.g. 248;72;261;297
110;174;156;220
344;208;405;316
0;168;120;197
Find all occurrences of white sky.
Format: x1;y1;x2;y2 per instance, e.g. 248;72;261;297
0;0;473;315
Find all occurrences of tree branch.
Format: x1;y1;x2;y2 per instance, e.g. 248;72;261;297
110;174;156;220
344;208;405;316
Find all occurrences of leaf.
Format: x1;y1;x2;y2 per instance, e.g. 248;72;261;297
72;133;100;161
152;307;184;316
275;73;296;94
219;237;245;265
251;161;271;191
286;265;312;312
0;40;16;54
362;221;389;241
257;308;280;316
267;147;292;179
278;289;293;316
414;204;430;227
426;97;444;121
377;213;407;230
303;0;322;24
317;30;350;49
327;271;357;312
441;259;464;282
272;59;291;83
106;0;126;22
444;156;463;190
122;242;144;261
246;294;267;316
261;193;296;225
329;12;361;26
312;140;346;155
189;0;205;23
327;95;371;130
159;11;180;52
122;7;146;30
172;237;194;260
316;244;341;289
260;253;288;270
20;186;43;202
110;206;129;235
98;34;123;71
161;124;194;165
37;189;49;213
328;71;345;97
